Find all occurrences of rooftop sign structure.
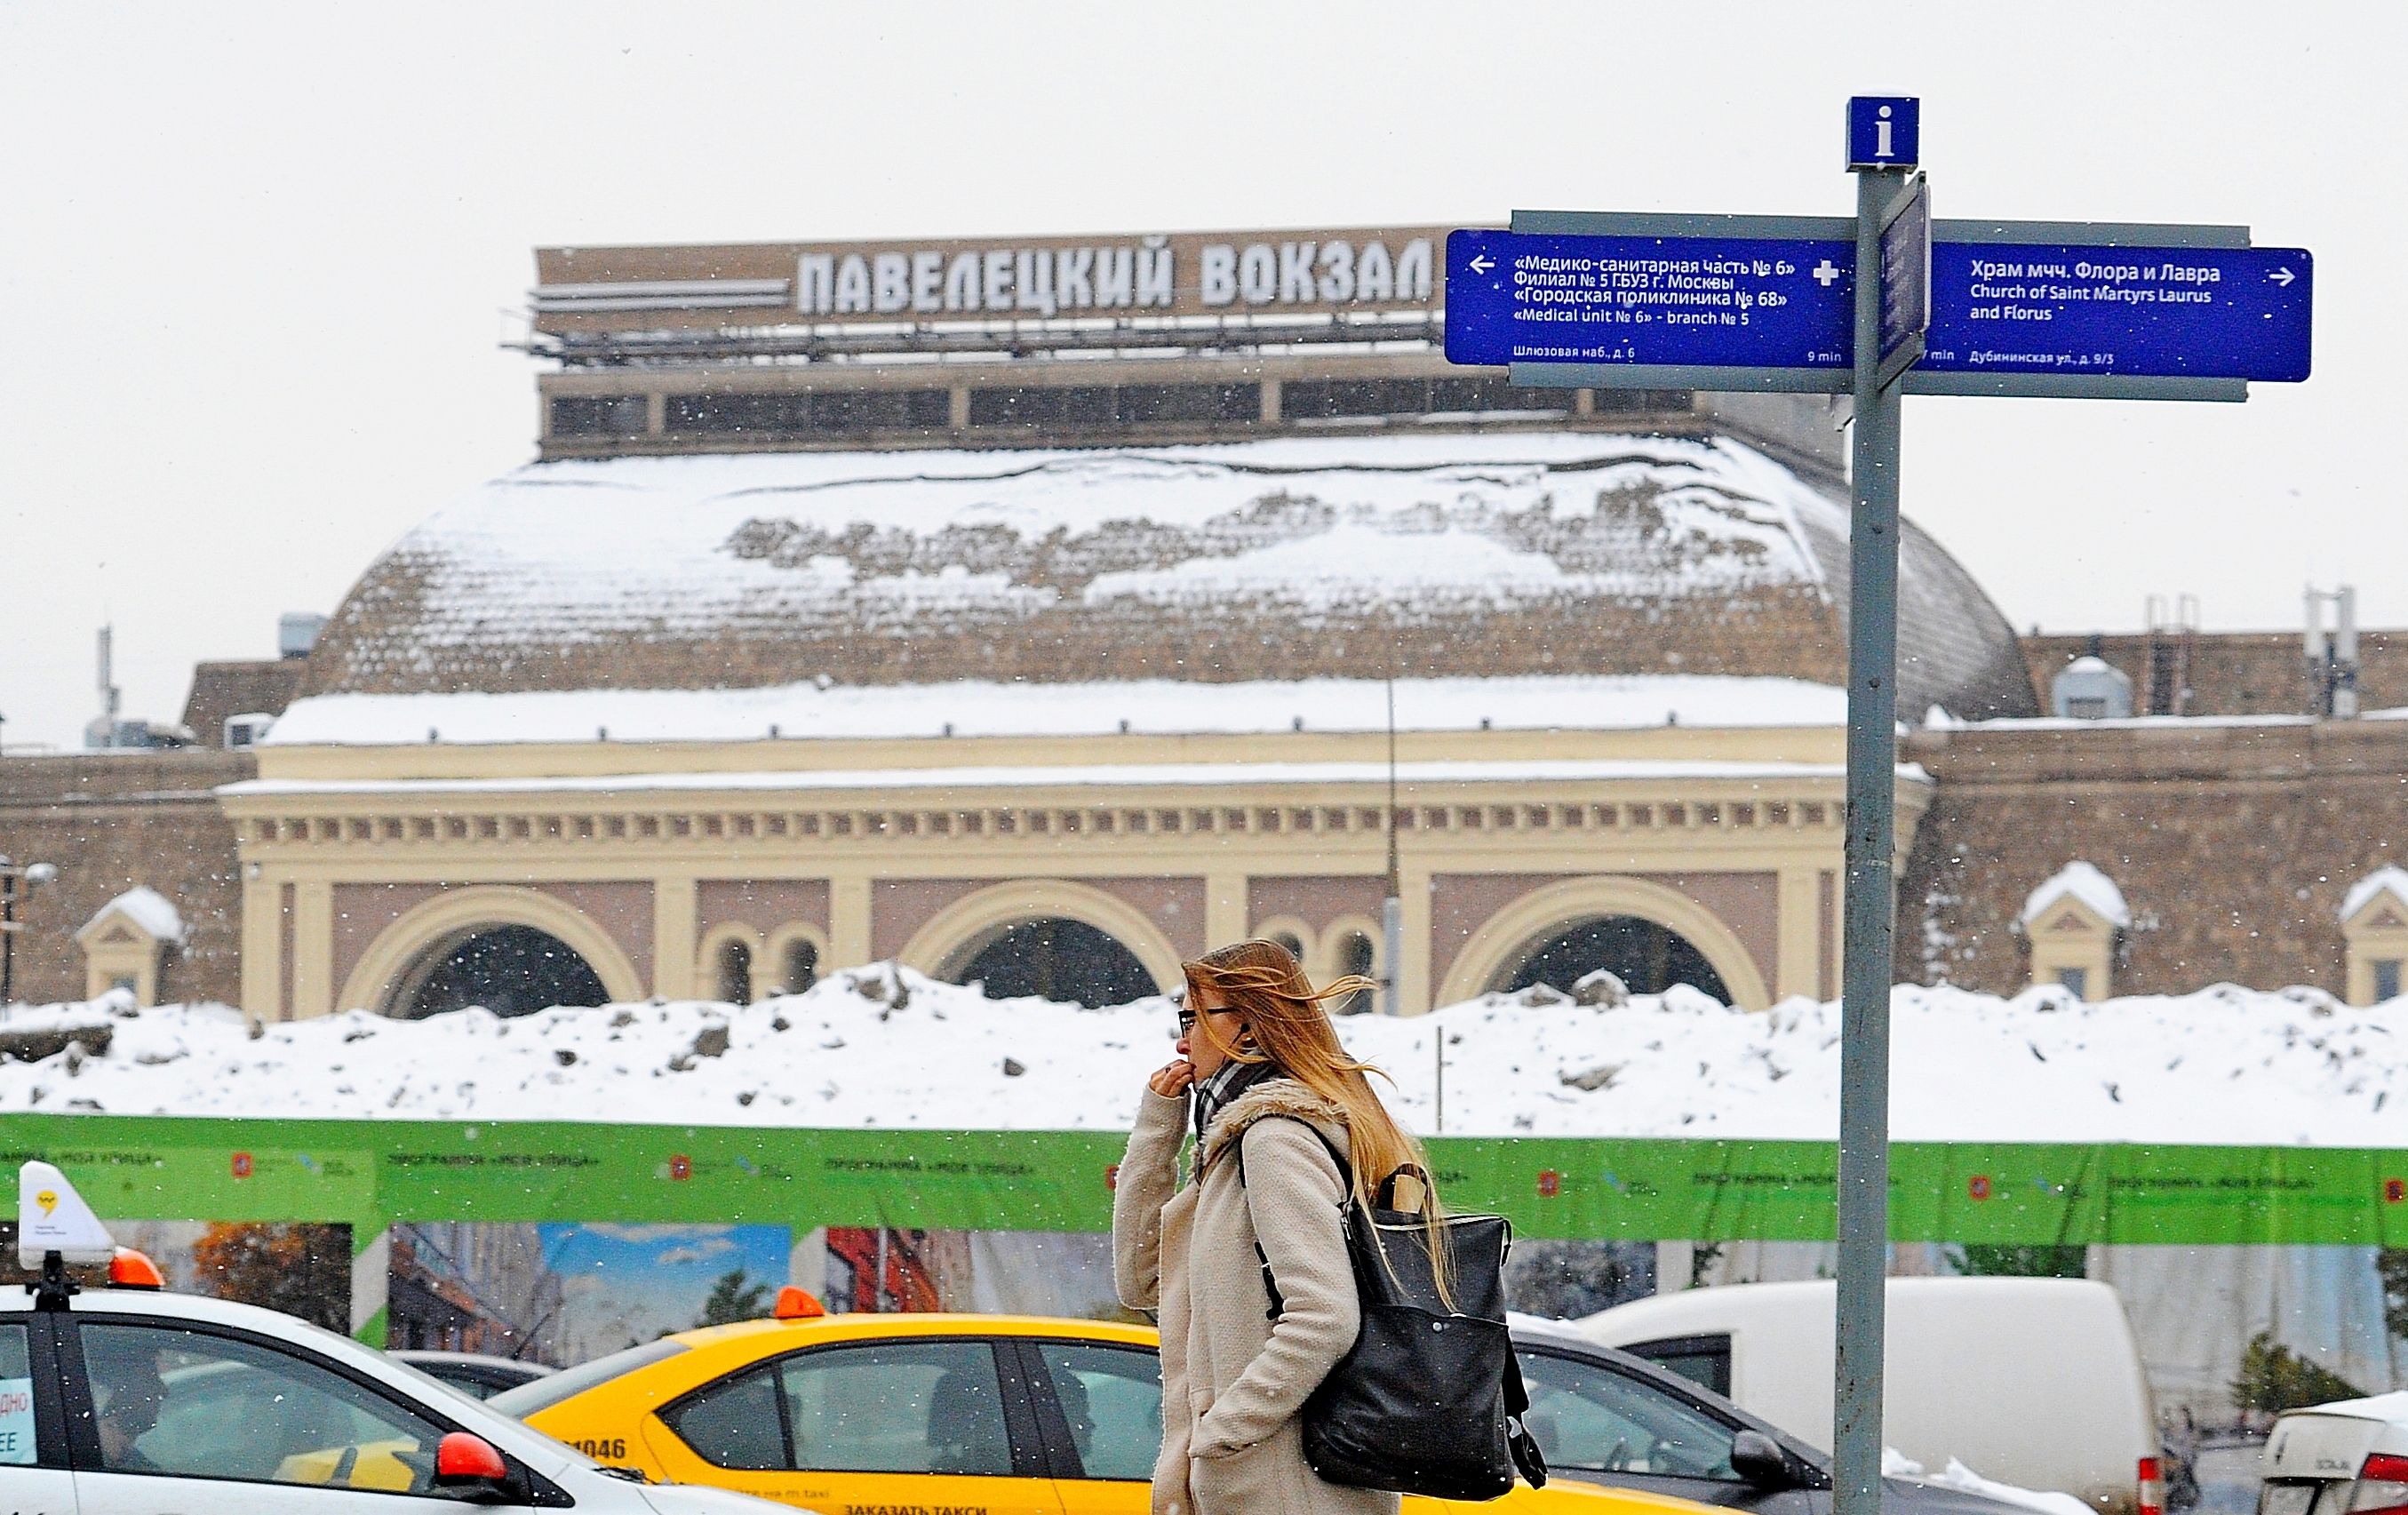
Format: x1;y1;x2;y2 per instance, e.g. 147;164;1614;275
531;225;1450;336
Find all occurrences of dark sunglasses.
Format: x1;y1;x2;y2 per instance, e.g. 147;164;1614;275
1176;1008;1199;1035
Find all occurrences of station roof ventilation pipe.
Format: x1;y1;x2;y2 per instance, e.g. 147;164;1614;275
2052;637;2134;721
278;611;329;660
2305;585;2359;719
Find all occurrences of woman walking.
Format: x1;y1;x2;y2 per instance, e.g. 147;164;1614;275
1112;938;1442;1515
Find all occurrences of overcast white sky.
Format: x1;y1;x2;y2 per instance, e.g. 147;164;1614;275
2;3;2398;748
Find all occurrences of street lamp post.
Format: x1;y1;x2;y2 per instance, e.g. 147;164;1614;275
0;856;61;1009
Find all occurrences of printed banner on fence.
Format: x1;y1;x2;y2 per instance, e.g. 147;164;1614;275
4;1118;2404;1248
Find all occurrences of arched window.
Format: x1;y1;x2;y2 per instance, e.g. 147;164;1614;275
716;938;753;1006
783;937;820;996
398;925;609;1018
1506;916;1732;1003
955;919;1158;1007
1332;929;1377;1015
1270;931;1305;964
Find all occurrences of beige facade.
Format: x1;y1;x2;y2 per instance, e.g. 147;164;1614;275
2340;870;2408;1009
75;894;179;1006
2021;894;2120;1002
224;723;1927;1021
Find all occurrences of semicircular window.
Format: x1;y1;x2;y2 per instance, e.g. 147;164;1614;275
955;919;1158;1007
1505;915;1730;1004
401;925;609;1018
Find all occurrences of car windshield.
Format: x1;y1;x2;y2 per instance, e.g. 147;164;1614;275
490;1337;691;1419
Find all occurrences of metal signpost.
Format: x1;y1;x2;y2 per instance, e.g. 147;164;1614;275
1834;98;1915;1515
1444;97;2315;1515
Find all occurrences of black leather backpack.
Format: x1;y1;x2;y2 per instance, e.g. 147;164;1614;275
1242;1120;1549;1501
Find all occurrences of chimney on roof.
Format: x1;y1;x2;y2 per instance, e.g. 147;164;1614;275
98;626;120;722
2304;585;2359;719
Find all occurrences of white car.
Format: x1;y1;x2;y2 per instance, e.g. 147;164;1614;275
2258;1391;2408;1515
4;1161;808;1515
1575;1277;2163;1515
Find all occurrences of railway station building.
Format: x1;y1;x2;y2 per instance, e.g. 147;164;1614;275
2;224;2403;1019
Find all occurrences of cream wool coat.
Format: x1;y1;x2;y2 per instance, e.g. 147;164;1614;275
1112;1078;1398;1515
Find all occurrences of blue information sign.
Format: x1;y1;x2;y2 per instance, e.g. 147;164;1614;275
1447;228;2313;384
1445;228;1853;371
1922;242;2311;382
1847;96;1918;171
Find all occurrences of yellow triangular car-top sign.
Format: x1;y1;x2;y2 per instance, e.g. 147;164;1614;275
16;1160;116;1269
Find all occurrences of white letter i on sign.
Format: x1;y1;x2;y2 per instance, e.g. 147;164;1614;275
1875;106;1894;158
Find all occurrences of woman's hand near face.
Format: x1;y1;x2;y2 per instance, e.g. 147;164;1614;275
1149;1058;1197;1097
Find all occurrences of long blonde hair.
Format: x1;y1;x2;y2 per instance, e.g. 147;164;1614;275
1184;938;1453;1300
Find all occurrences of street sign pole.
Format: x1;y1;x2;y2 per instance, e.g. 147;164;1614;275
1441;95;2312;1515
1834;97;1914;1515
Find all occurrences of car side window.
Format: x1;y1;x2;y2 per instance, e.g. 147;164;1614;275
662;1362;786;1471
1518;1349;1742;1481
1625;1333;1734;1399
76;1321;446;1494
0;1322;35;1466
1033;1342;1161;1481
784;1340;1011;1476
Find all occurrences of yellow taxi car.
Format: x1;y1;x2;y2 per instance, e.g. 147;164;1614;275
489;1292;1721;1515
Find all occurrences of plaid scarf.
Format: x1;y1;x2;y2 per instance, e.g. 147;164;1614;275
1192;1057;1286;1150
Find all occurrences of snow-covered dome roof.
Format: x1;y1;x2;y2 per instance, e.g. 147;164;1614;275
303;433;2036;720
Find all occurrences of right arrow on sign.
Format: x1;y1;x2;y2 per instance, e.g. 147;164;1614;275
2270;267;2296;286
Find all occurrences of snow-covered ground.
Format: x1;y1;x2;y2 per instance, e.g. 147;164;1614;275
3;969;2402;1143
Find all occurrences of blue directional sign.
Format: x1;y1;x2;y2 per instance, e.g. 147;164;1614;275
1848;96;1918;171
1445;228;1853;371
1921;243;2312;382
1447;225;2312;387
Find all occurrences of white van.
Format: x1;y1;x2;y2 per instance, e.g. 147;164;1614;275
1575;1278;2161;1515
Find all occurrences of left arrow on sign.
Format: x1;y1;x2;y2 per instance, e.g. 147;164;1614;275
1468;254;1495;274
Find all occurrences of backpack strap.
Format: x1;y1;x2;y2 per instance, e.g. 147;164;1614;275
1375;1163;1433;1216
1503;1345;1549;1487
1233;1115;1353;1323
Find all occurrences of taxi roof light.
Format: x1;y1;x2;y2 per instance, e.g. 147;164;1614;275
773;1285;825;1320
108;1247;166;1290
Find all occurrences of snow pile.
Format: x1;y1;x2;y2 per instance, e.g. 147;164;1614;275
1884;1450;2093;1515
2017;862;2131;930
1;970;2404;1143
